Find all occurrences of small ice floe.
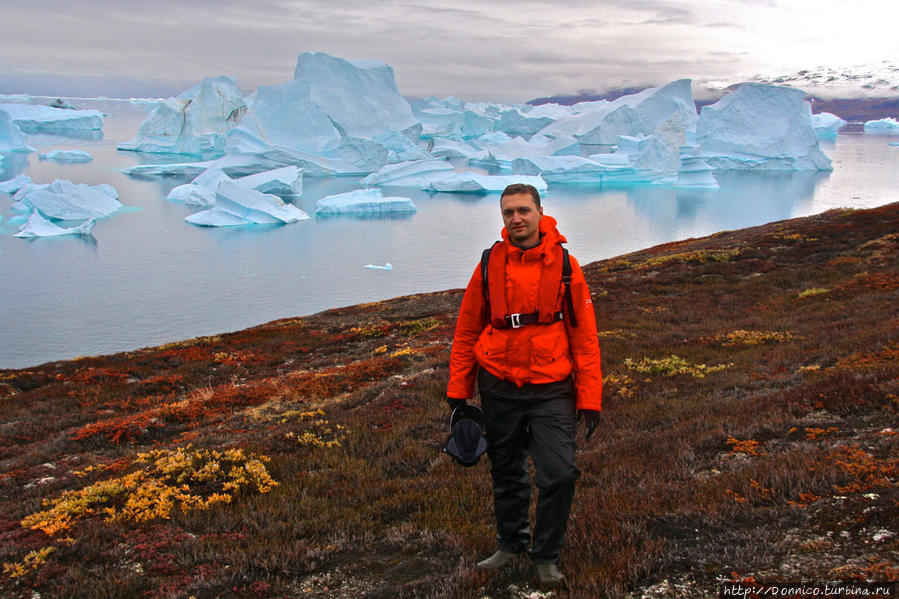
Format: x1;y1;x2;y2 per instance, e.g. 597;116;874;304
15;211;96;238
363;263;393;270
39;149;94;163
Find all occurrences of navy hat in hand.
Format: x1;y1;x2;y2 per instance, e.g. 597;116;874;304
443;404;488;467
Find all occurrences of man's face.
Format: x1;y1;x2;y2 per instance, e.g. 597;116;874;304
501;192;543;247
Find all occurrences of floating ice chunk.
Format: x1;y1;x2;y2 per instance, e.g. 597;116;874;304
511;155;607;183
294;52;418;140
0;174;32;194
0;110;33;152
363;262;392;270
697;83;832;171
811;113;847;138
316;188;416;215
537;80;697;146
889;142;899;147
15;211;96;238
863;117;899;134
39;149;93;163
237;166;303;197
12;179;121;220
185;180;308;227
124;148;362;179
360;158;456;187
118;76;246;155
166;168;232;206
0;103;103;132
425;173;547;193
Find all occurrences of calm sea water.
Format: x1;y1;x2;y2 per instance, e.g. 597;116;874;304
1;99;897;368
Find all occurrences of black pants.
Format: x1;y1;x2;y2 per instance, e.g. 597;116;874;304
478;368;580;564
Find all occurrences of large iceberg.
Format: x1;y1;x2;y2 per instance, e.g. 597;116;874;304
0;110;33;152
316;188;416;216
811;113;847;138
15;212;96;238
863;117;899;134
696;83;832;171
118;76;246;155
225;79;341;155
0;103;103;132
360;158;455;187
536;80;698;148
166;167;232;206
511;155;608;183
185;180;308;227
12;180;122;220
425;173;547;193
294;52;419;140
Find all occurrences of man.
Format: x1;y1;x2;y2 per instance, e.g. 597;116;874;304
446;183;603;585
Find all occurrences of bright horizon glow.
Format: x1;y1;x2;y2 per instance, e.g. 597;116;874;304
2;0;897;103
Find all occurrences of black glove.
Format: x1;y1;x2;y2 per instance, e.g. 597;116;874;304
578;409;600;441
446;397;467;412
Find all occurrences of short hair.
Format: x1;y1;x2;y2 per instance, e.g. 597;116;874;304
500;183;541;209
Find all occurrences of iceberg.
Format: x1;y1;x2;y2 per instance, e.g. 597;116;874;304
536;80;698;147
12;180;121;220
0;103;103;133
425;173;547;193
863;117;899;134
696;83;832;171
360;158;455;187
118;76;246;155
0;174;32;194
316;188;416;216
185;180;308;227
0;110;34;152
15;211;96;238
485;134;580;169
39;149;93;163
237;166;302;197
429;137;490;161
363;263;393;270
811;112;847;138
294;52;419;140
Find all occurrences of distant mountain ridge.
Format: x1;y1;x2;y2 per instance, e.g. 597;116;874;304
529;62;899;121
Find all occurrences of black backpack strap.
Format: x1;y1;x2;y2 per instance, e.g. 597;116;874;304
562;248;578;327
481;242;499;322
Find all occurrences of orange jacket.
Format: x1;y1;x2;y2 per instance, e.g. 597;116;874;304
447;215;603;411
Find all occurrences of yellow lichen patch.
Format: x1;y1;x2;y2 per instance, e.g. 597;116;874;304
3;546;55;580
641;249;739;268
603;373;637;400
716;330;794;346
286;416;346;448
20;446;277;536
624;355;732;378
798;287;829;299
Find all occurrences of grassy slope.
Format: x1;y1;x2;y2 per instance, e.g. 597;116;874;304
1;203;896;598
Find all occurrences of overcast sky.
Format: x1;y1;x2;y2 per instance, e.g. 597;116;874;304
2;0;896;103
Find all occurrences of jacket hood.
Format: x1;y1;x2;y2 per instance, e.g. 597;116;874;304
501;214;567;253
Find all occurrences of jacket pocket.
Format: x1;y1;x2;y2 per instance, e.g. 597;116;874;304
475;328;506;364
529;324;569;366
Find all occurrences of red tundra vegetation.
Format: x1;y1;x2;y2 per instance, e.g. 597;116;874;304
1;203;896;598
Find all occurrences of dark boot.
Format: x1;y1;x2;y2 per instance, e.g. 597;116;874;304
536;563;565;585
